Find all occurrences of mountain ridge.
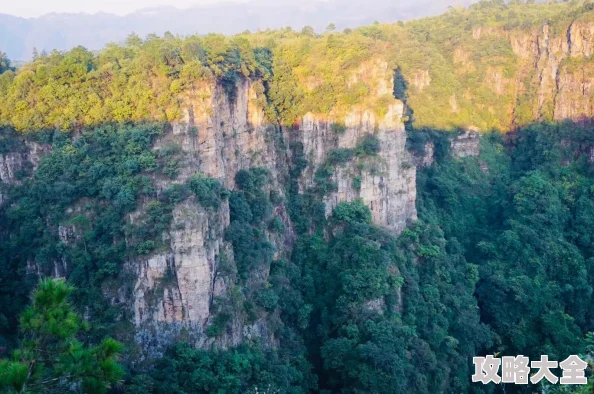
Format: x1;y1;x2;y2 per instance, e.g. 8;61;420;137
3;2;594;392
0;0;472;61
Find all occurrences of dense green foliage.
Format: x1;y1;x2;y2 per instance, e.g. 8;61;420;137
3;1;594;393
226;168;275;280
4;121;594;392
255;122;594;393
287;196;491;392
0;279;123;393
417;125;594;361
0;53;13;75
0;123;227;350
126;342;309;393
3;1;594;132
0;35;272;130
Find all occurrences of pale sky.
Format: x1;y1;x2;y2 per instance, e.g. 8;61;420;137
1;0;238;18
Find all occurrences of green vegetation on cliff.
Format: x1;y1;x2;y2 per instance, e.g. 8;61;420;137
3;120;594;392
416;125;594;362
3;1;594;393
3;1;594;132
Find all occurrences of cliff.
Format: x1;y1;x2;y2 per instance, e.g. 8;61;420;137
389;4;594;131
12;69;413;357
5;1;594;363
4;2;594;135
0;140;47;205
6;5;594;392
509;22;594;123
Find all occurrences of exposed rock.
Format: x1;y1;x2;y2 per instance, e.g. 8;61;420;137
555;64;594;120
568;21;594;58
363;298;385;314
168;79;287;191
130;198;233;357
0;141;49;205
5;68;417;358
412;70;431;91
348;58;395;97
126;70;417;355
0;152;25;185
411;142;435;168
451;131;481;158
25;257;68;280
9;18;594;362
0;152;23;205
508;21;594;122
449;94;459;112
294;101;416;233
58;225;79;245
486;69;508;96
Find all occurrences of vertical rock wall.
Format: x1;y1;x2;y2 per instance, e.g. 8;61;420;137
0;66;417;359
509;22;594;122
293;101;416;233
128;73;417;356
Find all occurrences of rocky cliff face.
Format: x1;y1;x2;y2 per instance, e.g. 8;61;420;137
509;22;594;122
451;131;481;158
9;18;594;356
0;141;47;205
295;104;416;233
0;55;495;359
555;22;594;120
121;70;416;357
408;18;594;131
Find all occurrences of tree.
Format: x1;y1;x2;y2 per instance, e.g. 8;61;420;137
0;279;123;394
301;25;315;36
0;53;12;74
125;32;143;47
325;23;336;32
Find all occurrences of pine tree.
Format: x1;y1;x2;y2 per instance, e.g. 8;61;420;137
0;279;123;394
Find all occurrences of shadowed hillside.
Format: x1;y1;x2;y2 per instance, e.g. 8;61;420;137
2;1;594;393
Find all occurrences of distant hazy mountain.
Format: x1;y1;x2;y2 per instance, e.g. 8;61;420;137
0;0;474;61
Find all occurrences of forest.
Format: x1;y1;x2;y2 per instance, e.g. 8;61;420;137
1;0;594;133
2;0;594;393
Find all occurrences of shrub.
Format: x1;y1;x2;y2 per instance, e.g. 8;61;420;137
235;168;270;194
269;217;285;233
327;148;354;165
331;122;347;134
229;193;253;223
356;135;381;156
270;190;284;205
136;240;156;255
161;184;190;204
187;175;227;208
332;199;372;224
206;310;232;337
254;287;279;311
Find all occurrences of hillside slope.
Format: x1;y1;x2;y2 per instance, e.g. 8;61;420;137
2;1;594;393
0;0;472;61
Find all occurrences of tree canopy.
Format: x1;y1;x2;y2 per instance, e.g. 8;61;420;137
2;1;594;132
0;279;123;393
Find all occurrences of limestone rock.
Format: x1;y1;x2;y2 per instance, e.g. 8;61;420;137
5;70;418;359
451;131;481;158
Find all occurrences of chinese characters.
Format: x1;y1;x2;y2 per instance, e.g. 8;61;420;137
473;355;588;385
